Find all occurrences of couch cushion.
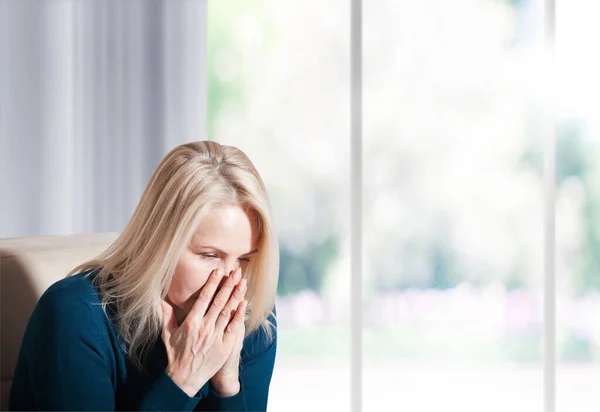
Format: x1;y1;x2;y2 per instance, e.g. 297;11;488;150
0;232;119;409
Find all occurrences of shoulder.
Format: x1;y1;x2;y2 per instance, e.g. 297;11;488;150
44;269;102;303
21;270;117;368
240;306;277;366
31;270;107;334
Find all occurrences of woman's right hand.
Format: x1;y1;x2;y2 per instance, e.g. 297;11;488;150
160;267;248;397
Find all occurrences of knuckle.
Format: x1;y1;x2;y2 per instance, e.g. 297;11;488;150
212;296;226;309
226;323;237;334
198;322;214;338
199;289;213;302
183;319;197;334
221;307;232;318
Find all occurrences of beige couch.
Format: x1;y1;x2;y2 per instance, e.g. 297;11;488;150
0;232;120;410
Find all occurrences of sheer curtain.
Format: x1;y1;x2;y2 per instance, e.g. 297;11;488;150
0;0;207;238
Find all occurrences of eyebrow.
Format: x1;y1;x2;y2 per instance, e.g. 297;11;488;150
197;246;258;257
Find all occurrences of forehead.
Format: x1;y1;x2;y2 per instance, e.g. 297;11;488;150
190;204;257;251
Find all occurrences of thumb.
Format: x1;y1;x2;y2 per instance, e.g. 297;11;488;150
160;299;178;343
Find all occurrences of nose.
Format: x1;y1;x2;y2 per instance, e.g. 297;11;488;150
219;259;241;278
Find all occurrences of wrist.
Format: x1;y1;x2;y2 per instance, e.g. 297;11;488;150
210;376;240;397
166;369;204;398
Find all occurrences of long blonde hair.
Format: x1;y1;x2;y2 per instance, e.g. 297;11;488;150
68;141;279;368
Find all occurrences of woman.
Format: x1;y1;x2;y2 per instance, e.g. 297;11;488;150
9;141;279;411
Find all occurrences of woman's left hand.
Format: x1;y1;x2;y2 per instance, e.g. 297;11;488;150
209;268;247;396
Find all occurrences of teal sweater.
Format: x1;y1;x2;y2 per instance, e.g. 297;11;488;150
9;271;277;411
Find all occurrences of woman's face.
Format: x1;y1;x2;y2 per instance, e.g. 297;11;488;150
167;203;258;321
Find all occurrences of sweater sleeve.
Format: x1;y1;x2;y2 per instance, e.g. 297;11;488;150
9;290;202;411
139;369;203;411
12;290;117;411
201;308;278;412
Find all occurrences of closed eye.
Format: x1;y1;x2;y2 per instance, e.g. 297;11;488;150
201;253;250;263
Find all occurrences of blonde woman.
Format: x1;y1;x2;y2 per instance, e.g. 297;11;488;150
9;141;279;411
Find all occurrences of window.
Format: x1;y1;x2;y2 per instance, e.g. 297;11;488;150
208;1;351;410
209;1;600;411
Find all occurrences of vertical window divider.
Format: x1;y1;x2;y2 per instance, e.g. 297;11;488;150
350;0;363;411
543;0;556;411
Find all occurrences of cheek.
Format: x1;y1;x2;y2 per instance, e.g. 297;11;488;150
167;254;215;307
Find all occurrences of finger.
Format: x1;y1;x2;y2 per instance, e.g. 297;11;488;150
206;267;243;324
223;299;247;342
207;271;233;309
187;268;223;322
161;300;178;343
216;272;231;291
215;277;247;332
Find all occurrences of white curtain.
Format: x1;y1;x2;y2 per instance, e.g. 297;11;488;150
0;0;207;238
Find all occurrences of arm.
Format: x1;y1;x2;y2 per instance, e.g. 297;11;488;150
10;290;202;411
139;370;203;411
12;291;116;411
201;308;278;412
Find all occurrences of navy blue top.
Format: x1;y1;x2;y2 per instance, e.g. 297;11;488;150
9;271;277;411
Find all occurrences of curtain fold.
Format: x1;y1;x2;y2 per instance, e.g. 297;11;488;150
0;0;207;238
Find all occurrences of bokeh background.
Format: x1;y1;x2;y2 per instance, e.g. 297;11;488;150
1;0;599;411
207;1;599;411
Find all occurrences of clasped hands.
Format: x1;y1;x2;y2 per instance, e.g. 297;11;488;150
160;267;247;397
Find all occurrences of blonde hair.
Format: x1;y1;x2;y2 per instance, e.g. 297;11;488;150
68;141;279;369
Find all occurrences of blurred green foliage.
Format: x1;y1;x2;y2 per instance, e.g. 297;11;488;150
278;235;339;296
207;2;243;140
208;1;599;298
521;123;600;293
208;0;599;364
